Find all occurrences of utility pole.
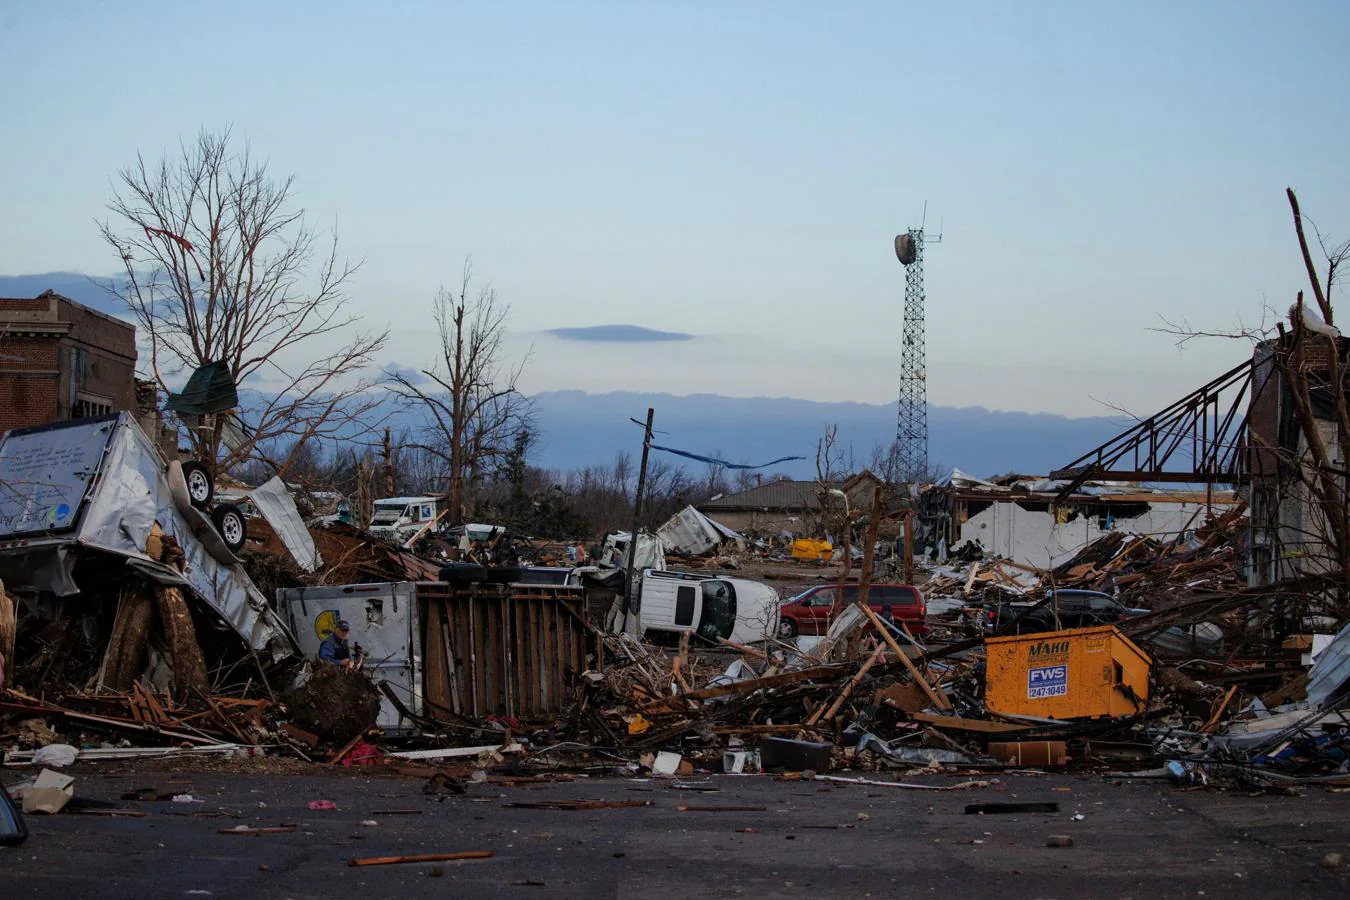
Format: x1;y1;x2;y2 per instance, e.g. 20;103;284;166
383;427;394;496
622;408;655;633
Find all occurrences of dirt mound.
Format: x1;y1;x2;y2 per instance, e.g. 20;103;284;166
283;665;382;745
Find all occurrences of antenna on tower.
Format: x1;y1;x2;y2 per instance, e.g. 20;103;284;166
893;208;941;484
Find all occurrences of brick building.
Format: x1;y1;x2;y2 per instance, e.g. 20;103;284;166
0;290;137;431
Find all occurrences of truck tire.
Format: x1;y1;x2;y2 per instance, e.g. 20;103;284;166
211;503;247;554
181;461;214;510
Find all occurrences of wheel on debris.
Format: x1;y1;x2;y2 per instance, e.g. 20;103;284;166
211;503;247;553
777;618;799;639
181;460;214;510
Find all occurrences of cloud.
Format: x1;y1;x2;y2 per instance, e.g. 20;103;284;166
546;324;694;343
382;363;429;385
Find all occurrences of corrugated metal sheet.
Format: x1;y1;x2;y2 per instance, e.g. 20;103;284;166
1306;620;1350;709
657;505;741;555
249;476;322;573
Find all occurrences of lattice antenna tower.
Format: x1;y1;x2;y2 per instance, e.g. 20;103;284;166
894;209;940;484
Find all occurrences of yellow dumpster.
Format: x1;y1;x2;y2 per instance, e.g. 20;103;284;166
790;538;833;561
984;625;1150;720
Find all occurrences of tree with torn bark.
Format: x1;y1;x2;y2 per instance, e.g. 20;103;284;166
387;262;532;522
97;127;389;479
1267;188;1350;607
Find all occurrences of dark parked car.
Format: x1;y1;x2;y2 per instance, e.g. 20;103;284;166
992;590;1148;634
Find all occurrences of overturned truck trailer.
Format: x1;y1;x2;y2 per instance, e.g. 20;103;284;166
0;414;296;669
281;581;595;733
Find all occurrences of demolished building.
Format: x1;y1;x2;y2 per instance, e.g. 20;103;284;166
920;469;1240;569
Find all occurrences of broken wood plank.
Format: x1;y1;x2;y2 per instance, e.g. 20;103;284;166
809;641;886;725
908;712;1030;734
506;799;653;811
349;851;495;867
1202;685;1239;733
218;825;298;835
281;722;321;749
717;638;768;660
859;602;949;711
710;724;804;735
963;563;980;595
640;665;846;711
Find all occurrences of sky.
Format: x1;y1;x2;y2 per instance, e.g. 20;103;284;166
2;1;1348;418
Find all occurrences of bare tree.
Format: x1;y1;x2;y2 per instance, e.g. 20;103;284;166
97;128;388;477
388;262;531;521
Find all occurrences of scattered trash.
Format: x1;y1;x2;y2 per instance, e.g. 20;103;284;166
307;800;338;811
651;752;683;776
1046;835;1075;848
31;744;78;768
19;769;75;815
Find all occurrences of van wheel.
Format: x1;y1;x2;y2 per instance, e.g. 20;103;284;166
777;619;798;639
182;461;214;509
211;503;247;553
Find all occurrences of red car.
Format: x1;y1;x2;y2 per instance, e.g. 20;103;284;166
777;583;927;638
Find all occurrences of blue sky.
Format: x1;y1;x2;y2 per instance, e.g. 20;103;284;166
2;1;1347;417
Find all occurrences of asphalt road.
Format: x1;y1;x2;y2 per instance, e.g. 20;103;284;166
2;767;1348;899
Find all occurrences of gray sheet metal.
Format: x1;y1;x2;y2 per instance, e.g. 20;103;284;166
249;476;322;573
0;415;117;537
1305;620;1350;709
657;505;742;556
0;414;295;659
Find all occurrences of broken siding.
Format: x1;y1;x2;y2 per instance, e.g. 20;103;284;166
957;500;1225;569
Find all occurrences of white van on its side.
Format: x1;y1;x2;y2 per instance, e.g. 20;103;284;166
635;568;779;645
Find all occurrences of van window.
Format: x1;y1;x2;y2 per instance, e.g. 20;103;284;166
698;580;738;640
421;504;433;519
674;585;696;626
808;589;836;608
875;586;919;606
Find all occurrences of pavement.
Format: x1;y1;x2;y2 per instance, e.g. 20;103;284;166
2;766;1349;899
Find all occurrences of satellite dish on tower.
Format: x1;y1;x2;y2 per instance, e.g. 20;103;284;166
894;233;917;266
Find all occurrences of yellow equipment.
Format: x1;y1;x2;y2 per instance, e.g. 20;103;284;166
790;538;833;561
984;625;1150;720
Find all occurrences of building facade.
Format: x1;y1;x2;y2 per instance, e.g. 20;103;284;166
0;290;136;431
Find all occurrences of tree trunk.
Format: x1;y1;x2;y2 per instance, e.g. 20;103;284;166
0;578;16;679
102;584;156;690
154;586;210;698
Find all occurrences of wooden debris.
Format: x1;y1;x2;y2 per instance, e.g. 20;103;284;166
349;851;495;867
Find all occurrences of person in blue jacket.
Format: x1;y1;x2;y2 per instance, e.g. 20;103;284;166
319;620;353;667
